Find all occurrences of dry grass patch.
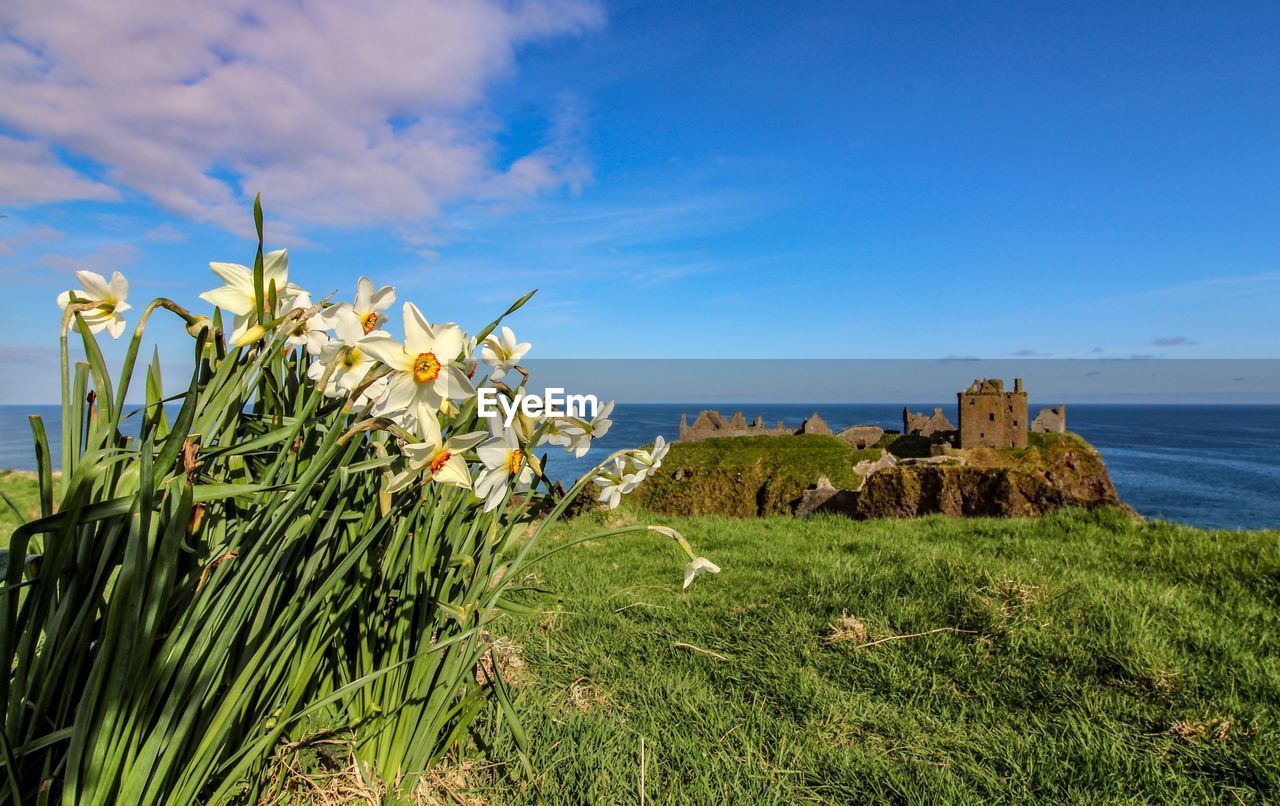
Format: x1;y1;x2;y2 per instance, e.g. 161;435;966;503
1168;719;1239;743
475;635;527;688
566;676;609;711
265;741;485;805
824;612;868;644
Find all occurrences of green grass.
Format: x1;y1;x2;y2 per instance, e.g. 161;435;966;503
0;470;44;545
629;434;880;516
4;469;1277;802
474;507;1280;803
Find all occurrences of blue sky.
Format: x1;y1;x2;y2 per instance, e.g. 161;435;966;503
1;0;1278;401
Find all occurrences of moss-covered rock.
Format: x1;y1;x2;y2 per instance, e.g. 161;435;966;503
629;431;1122;520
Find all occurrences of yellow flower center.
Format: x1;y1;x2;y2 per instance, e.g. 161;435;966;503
340;347;363;369
429;450;452;475
413;352;441;383
507;449;524;475
361;312;380;334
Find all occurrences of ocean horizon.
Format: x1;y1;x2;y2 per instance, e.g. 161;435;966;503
3;402;1277;532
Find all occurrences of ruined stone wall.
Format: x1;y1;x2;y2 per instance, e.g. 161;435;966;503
678;410;792;442
1032;405;1066;433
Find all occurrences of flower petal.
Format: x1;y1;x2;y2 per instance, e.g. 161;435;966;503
109;271;129;301
384;468;418;493
432;454;473;489
209;262;253;292
446;431;488;452
359;336;411;370
433;364;475;401
355;276;374;311
375;373;417;415
415;402;444;446
199;286;255;316
75;270;111;300
476;439;509;469
402;302;434;354
431;324;465;362
262;249;289;290
369;284;396;312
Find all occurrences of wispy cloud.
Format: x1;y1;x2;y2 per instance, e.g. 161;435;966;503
0;239;139;284
0;0;603;236
144;224;189;243
0;223;64;257
1102;270;1280;304
0;135;119;207
391;187;773;291
1151;335;1195;346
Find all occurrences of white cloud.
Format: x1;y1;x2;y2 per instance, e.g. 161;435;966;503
0;136;120;206
0;238;138;284
143;224;189;243
0;223;64;257
0;0;602;233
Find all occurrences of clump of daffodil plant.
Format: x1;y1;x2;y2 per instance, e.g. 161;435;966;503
0;197;714;804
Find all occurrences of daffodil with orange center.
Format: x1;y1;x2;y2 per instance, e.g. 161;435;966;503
474;421;539;511
360;301;474;419
385;403;486;492
322;276;396;336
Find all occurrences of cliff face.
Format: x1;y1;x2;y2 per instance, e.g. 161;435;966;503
856;433;1120;518
630;432;1122;520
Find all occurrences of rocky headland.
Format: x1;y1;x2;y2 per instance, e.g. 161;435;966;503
628;428;1123;520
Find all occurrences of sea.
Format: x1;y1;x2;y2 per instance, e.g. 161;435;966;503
2;403;1277;531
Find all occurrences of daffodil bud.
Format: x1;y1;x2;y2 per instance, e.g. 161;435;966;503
234;324;267;347
436;601;474;624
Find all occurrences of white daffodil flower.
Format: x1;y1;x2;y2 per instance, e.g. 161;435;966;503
592;455;641;510
479;399;556;448
307;308;377;397
385;404;487;492
361;302;475;418
474;422;538;512
57;270;132;339
562;400;615;458
541;416;586;451
479;325;531;380
627;435;669;482
648;525;719;588
281;291;329;355
198;249;299;340
324;276;396;337
683;557;721;589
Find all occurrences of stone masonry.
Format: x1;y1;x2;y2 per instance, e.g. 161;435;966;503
1031;405;1067;433
957;378;1028;449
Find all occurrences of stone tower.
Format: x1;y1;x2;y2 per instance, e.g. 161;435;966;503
957;378;1028;449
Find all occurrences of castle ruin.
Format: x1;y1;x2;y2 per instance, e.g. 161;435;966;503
902;407;956;441
957;378;1027;449
677;379;1065;450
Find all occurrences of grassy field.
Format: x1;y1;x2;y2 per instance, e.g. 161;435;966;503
0;470;44;544
3;471;1277;802
472;507;1280;803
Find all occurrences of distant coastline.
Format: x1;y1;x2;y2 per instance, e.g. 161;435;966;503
2;403;1278;531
